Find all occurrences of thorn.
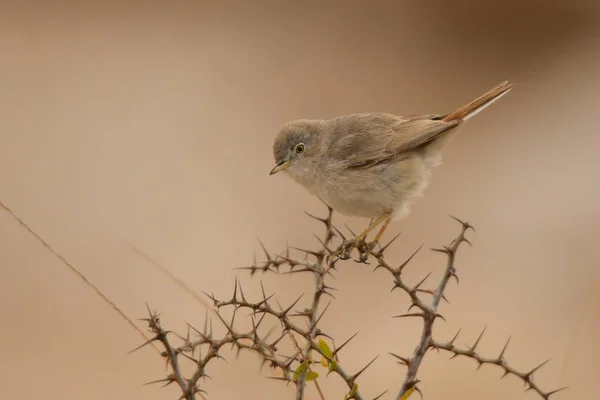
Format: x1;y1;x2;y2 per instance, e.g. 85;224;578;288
392;312;426;319
448;214;476;232
144;301;154;317
351;354;379;380
128;335;160;354
232;278;239;305
252;313;266;336
143;374;177;387
230;305;238;330
179;352;199;364
332;332;359;357
467;326;487;354
238;282;247;302
449;329;461;345
524;358;551;379
257;238;272;262
304;210;327;224
412;271;432;291
406;303;418;313
430;245;452;254
372;389;389;400
290;246;323;259
414;288;449;303
376;232;402;254
233;265;263;275
258;293;275;307
321;288;337;300
315;328;334;340
186;322;210;343
282;267;315;275
331;223;347;241
414;384;423;400
214;310;235;336
476;359;485;370
310;301;332;330
389;352;411;367
544;386;569;398
202;290;219;307
269;330;288;351
266;376;292;383
397;244;423;274
497;335;511;362
393;311;445;322
344;223;357;237
259;280;274;309
310;301;331;331
313;234;334;255
281;293;304;316
449;266;459;285
234;344;243;359
275;298;284;312
193;387;209;396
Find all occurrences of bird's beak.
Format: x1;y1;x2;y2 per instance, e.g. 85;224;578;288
269;160;290;175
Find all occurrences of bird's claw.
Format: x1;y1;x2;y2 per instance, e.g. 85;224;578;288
329;237;378;264
356;240;378;263
339;238;358;259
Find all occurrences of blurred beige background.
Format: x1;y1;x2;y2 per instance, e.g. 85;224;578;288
1;0;599;399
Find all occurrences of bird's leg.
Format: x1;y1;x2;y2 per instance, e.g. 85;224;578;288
332;214;388;260
357;214;392;262
372;215;392;244
354;214;389;244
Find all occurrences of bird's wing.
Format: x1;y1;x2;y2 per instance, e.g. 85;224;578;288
327;113;461;169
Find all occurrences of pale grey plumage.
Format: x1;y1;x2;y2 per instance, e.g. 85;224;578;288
270;81;513;236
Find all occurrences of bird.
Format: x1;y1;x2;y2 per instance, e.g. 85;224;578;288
269;81;513;247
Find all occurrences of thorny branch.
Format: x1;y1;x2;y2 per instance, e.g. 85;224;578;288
134;206;565;399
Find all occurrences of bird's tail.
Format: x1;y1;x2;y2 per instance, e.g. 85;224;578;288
442;80;513;122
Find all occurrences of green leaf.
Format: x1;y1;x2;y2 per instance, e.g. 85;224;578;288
318;338;333;359
292;362;308;382
321;356;328;367
344;383;358;399
328;360;338;372
399;386;415;400
292;361;319;382
318;338;334;367
305;371;319;381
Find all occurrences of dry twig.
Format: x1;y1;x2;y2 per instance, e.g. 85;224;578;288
135;206;564;399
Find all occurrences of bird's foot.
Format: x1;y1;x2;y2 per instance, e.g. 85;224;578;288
329;236;378;264
355;240;378;264
332;238;359;260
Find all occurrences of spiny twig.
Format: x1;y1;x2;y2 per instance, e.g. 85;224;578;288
431;330;568;399
136;206;561;400
366;215;561;400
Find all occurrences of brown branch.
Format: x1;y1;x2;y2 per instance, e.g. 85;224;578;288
430;332;568;399
364;215;561;400
385;215;472;399
135;206;561;400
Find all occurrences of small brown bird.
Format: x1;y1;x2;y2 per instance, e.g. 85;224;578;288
270;81;513;245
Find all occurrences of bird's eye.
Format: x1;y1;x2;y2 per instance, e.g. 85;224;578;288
295;143;305;154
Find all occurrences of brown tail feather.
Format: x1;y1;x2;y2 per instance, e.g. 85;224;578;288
442;80;513;122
